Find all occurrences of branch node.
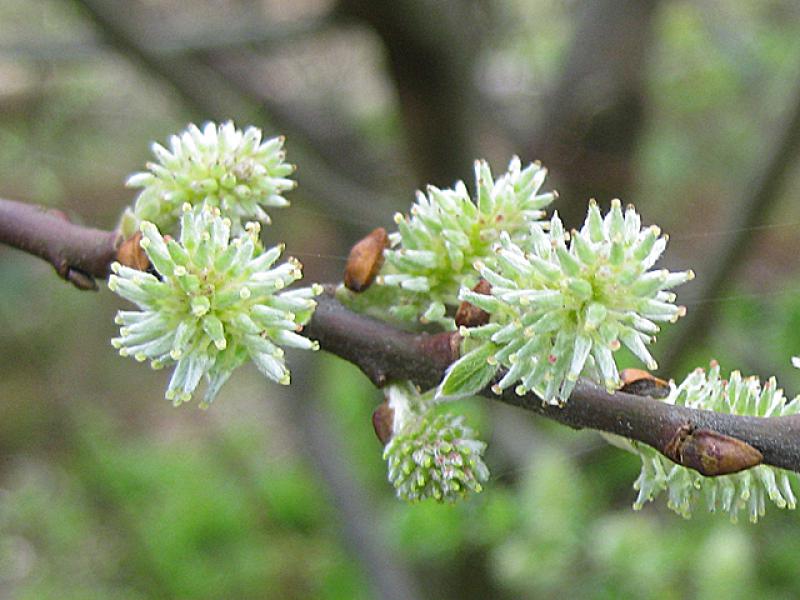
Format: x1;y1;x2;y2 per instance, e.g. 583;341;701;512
664;422;763;476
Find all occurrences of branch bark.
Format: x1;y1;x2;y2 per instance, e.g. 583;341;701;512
0;198;117;290
2;197;799;474
306;293;800;474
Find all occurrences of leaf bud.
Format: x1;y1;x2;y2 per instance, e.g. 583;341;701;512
344;227;389;292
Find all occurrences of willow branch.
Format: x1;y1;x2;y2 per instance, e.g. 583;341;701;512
305;293;800;474
1;197;799;474
0;198;117;290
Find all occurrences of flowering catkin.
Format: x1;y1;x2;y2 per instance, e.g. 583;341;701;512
382;382;489;502
617;363;799;522
122;121;295;236
109;203;319;406
439;200;693;404
374;157;555;326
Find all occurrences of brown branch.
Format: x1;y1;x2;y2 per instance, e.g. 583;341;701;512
306;293;800;474
306;287;460;388
0;197;118;290
2;197;800;474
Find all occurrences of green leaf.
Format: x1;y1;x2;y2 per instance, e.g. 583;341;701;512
436;342;500;400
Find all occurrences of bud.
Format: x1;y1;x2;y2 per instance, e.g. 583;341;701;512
619;368;669;399
372;401;395;445
665;424;763;476
116;231;150;271
344;227;389;292
455;279;492;328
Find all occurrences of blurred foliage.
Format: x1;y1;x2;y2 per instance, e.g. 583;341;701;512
3;0;800;598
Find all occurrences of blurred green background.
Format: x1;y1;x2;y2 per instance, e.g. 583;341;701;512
2;1;800;598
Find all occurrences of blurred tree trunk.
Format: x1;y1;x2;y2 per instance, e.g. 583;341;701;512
531;0;662;228
338;0;483;188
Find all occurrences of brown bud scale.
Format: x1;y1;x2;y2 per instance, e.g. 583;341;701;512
620;368;669;399
455;279;492;328
116;231;150;271
344;227;389;292
664;422;762;476
372;401;395;446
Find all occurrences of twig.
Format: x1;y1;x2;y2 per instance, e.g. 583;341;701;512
2;199;799;474
306;286;459;388
305;293;800;473
0;197;117;289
